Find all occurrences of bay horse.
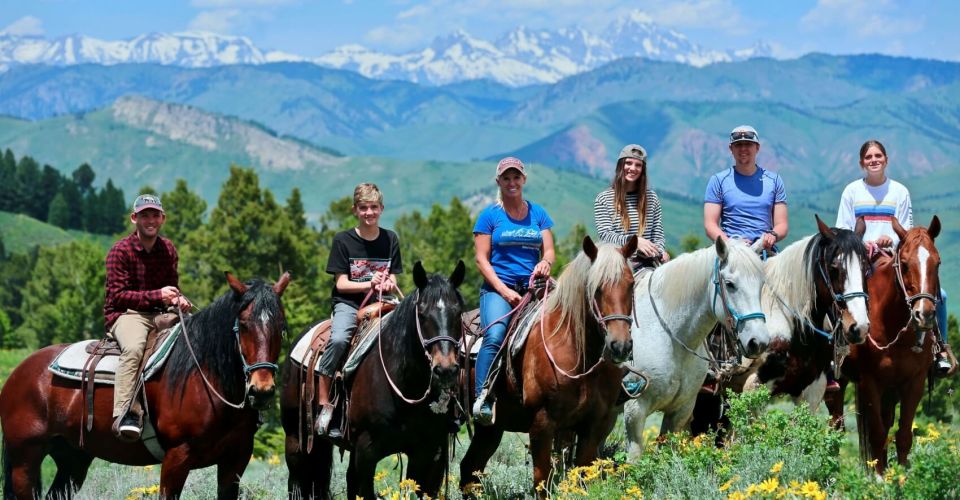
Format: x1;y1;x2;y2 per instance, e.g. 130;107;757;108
691;216;870;438
282;260;465;500
458;236;637;496
623;237;769;458
828;216;942;474
0;272;290;499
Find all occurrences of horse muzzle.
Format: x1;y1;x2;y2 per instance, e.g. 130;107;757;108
430;351;460;389
246;383;276;409
740;335;769;359
604;338;633;364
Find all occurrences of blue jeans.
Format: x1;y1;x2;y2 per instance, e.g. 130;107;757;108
938;288;948;339
475;287;513;397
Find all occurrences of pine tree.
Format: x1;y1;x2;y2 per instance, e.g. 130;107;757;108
99;180;127;234
0;149;17;212
59;179;84;230
47;193;70;229
39;165;62;218
15;156;43;219
72;163;96;195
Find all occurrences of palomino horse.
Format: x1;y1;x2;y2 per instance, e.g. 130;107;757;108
623;237;769;458
459;236;637;496
0;272;290;499
282;261;465;500
828;216;942;474
691;216;870;438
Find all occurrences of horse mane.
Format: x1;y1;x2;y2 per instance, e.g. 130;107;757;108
165;279;285;400
762;235;816;327
381;273;463;372
544;243;628;362
652;239;758;309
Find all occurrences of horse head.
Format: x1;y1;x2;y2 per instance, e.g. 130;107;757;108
892;216;941;330
226;271;290;409
583;235;636;363
412;260;465;389
714;237;769;358
813;215;870;344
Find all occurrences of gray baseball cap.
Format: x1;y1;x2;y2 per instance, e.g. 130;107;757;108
618;144;647;161
133;194;164;213
729;125;760;144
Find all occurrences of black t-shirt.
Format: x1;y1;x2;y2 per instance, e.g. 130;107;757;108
326;228;403;308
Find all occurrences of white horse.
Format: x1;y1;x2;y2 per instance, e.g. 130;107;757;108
623;237;770;458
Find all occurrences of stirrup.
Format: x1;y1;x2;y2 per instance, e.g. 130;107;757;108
315;404;335;436
472;391;495;426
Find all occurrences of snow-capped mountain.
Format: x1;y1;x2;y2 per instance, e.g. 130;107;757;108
0;11;770;86
0;31;300;68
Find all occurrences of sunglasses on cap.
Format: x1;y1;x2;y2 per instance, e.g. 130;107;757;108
730;130;758;142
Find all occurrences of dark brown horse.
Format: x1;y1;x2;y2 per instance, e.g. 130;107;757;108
692;216;870;439
282;261;465;499
826;216;941;474
459;236;636;496
0;272;290;499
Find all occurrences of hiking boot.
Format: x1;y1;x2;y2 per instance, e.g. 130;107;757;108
315;404;336;437
472;392;495;426
934;353;953;377
114;413;141;442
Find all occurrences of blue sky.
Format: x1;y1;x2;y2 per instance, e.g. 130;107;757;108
2;0;958;61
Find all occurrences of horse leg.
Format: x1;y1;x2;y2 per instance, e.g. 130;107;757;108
574;411;617;467
894;378;926;467
407;439;448;498
215;441;255;500
823;378;847;431
159;447;194;499
458;425;505;495
3;437;47;500
46;438;94;499
857;380;888;474
623;399;650;459
528;412;556;497
285;434;333;499
795;373;827;413
349;432;383;500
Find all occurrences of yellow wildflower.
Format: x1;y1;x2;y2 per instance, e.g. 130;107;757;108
692;434;706;447
898;474;906;487
142;465;154;472
398;478;421;493
719;475;740;492
758;477;779;494
769;461;784;474
267;454;281;465
866;459;878;468
624;485;643;499
727;491;748;500
799;481;823;499
374;470;388;482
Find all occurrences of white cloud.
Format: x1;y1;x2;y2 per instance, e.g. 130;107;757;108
638;0;753;35
0;15;45;36
189;9;244;33
398;4;432;20
364;23;425;49
800;0;922;37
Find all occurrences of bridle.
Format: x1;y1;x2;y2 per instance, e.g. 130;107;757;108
712;257;766;335
892;244;940;311
177;296;282;410
816;250;869;339
378;289;463;405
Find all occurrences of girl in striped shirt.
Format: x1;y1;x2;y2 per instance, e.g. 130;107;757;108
593;144;667;270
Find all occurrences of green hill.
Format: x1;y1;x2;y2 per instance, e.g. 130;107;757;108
0;211;112;254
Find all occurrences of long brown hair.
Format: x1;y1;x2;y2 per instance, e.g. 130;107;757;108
611;157;648;233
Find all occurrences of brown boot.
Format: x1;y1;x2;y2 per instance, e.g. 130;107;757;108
937;344;958;377
315;375;336;436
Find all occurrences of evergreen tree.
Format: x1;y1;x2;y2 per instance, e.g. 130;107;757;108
39;165;62;218
72;163;96;195
82;189;102;233
0;149;17;212
0;231;5;259
161;179;207;244
17;241;106;347
59;179;84;230
15;155;43;219
0;250;36;331
286;188;308;232
99;180;127;234
47;193;70;229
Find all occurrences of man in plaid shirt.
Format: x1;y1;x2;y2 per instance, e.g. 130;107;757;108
104;194;191;441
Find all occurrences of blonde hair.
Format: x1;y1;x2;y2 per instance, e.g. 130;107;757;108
494;170;527;207
353;183;383;207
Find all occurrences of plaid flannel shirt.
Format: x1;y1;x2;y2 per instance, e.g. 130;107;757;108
104;232;179;332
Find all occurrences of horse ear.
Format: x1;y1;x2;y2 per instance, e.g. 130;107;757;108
273;272;291;296
715;236;729;263
928;215;941;240
815;214;834;240
450;260;466;289
622;235;638;259
854;216;866;239
414;261;428;289
225;271;248;296
891;216;908;241
582;235;598;261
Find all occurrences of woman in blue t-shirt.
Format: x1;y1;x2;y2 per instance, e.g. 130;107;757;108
472;157;555;424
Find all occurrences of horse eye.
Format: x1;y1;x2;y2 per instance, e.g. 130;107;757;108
725;280;736;292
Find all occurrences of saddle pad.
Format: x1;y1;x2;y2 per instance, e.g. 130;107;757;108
508;300;546;357
48;324;182;384
343;313;390;380
288;320;330;366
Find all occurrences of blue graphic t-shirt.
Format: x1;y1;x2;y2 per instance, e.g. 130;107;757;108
473;201;554;288
704;166;786;243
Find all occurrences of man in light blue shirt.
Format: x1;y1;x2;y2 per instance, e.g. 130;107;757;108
703;125;788;252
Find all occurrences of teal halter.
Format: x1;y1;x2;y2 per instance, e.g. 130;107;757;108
712;257;766;332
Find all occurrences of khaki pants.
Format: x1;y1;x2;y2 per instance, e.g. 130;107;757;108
108;310;158;418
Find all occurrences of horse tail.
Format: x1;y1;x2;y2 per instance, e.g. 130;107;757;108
854;383;872;465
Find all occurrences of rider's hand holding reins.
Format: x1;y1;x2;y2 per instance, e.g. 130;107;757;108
533;259;552;279
161;286;192;312
635;237;660;258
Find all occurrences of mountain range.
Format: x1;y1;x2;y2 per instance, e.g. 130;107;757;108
0;11;769;86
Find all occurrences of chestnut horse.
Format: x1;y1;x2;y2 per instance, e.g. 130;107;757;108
0;272;290;499
282;261;465;500
691;216;869;439
827;216;941;474
459;236;637;496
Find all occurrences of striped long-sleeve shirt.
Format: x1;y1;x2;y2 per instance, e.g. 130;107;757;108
593;188;665;255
